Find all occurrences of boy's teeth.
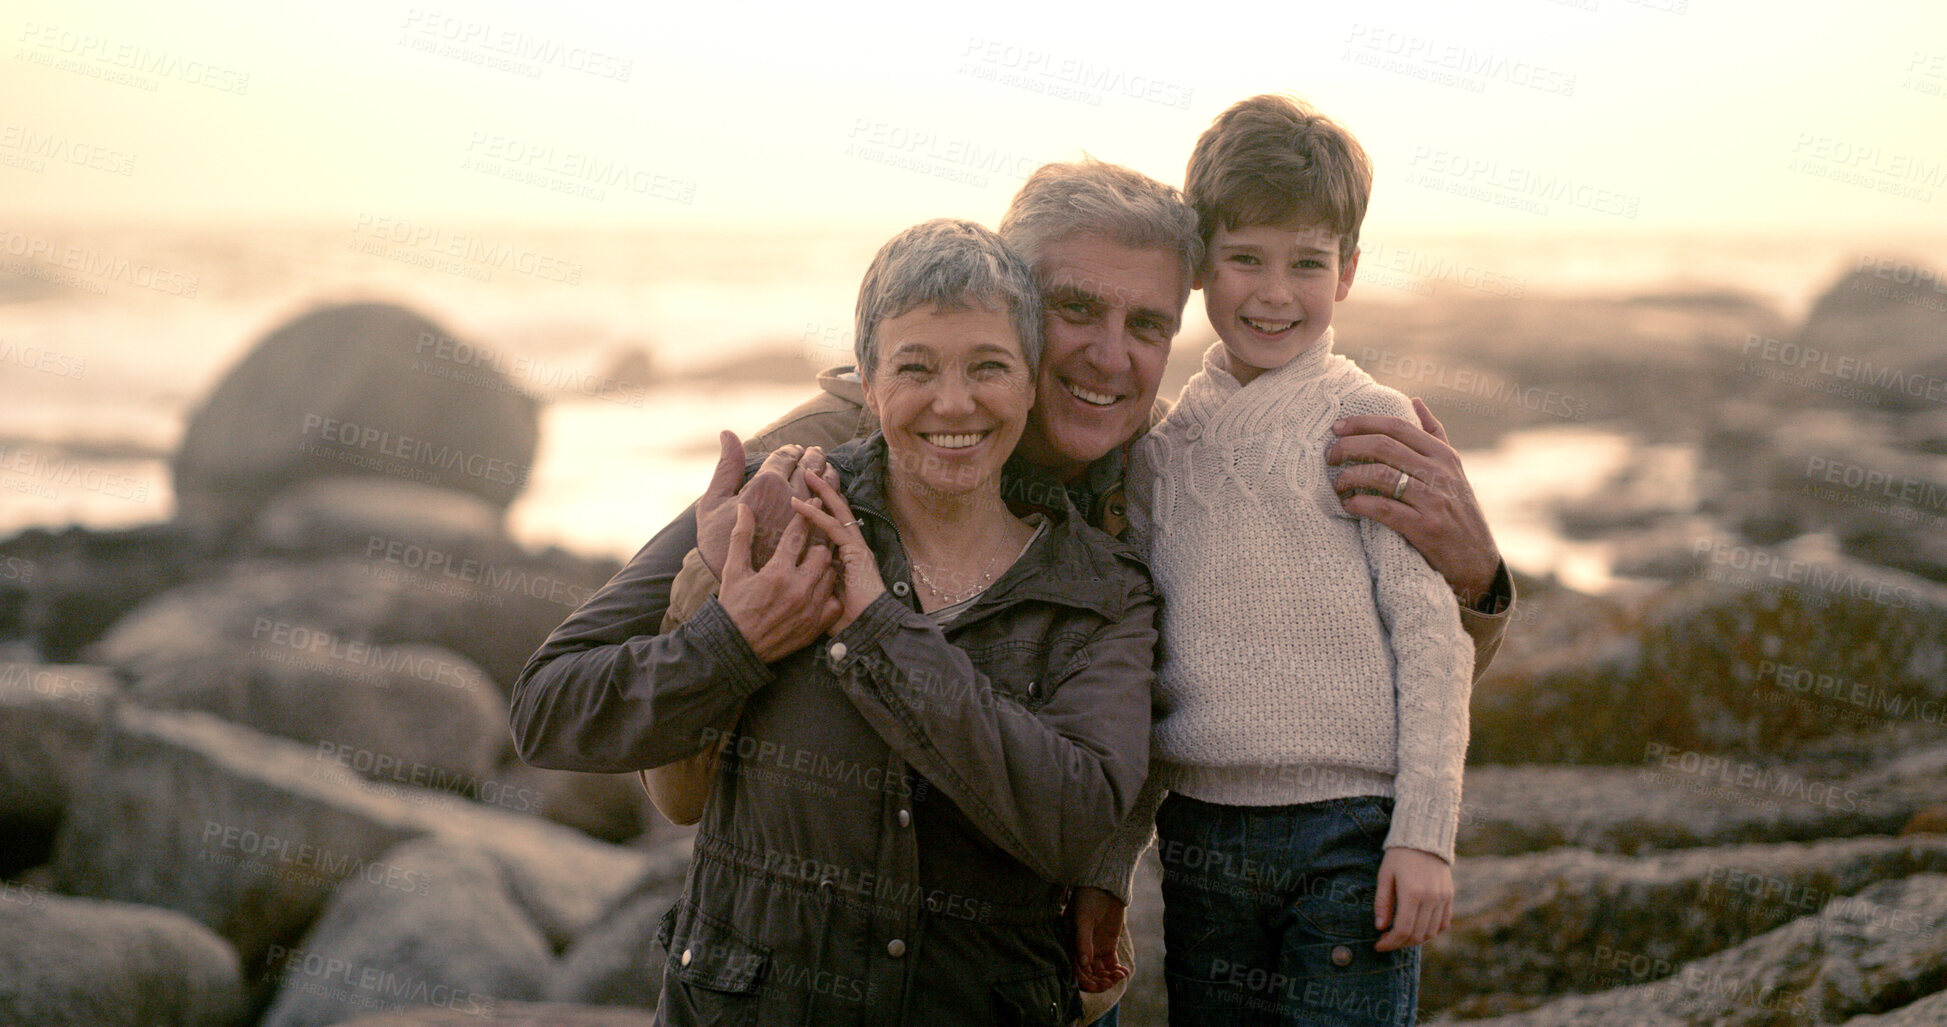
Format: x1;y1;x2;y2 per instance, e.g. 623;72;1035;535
1244;316;1295;333
924;432;983;449
1064;382;1118;406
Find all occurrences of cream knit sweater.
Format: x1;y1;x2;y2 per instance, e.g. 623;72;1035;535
1083;331;1473;901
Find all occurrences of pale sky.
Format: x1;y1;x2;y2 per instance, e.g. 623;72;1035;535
8;0;1945;237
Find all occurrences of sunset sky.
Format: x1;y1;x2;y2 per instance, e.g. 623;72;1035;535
9;0;1946;238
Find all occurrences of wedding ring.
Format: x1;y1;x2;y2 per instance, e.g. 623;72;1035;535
1391;470;1412;501
839;518;863;528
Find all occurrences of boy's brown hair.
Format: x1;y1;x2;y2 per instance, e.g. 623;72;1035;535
1183;94;1372;265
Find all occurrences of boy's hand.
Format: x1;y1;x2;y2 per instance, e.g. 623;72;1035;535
1067;886;1129;993
1327;398;1500;609
1374;846;1453;952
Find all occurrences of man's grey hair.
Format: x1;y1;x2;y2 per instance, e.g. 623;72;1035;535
853;219;1043;381
998;158;1203;288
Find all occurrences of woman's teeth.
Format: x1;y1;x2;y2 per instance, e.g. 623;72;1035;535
923;432;984;449
1063;382;1118;406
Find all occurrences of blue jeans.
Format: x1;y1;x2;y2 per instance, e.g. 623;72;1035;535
1155;793;1419;1027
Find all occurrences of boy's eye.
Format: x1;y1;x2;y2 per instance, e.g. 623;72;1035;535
1229;253;1260;266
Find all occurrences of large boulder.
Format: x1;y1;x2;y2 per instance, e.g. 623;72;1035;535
0;891;247;1027
86;554;604;702
1841;989;1947;1025
0;663;115;828
242;477;509;560
171;302;539;533
124;634;508;796
51;705;650;973
1426;835;1947;1015
547;837;691;1008
261;839;552;1027
0;522;214;662
1457;873;1947;1026
1786;262;1947;415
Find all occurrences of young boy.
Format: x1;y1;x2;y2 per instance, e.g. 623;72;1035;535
1079;95;1474;1027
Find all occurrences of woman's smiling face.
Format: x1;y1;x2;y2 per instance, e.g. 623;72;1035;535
864;303;1035;499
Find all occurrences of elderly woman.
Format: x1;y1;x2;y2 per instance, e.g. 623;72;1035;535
510;219;1158;1026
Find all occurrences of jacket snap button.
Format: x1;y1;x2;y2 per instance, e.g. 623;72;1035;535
887;938;907;958
892;581;911;597
1026;680;1037;696
828;641;848;661
1330;945;1353;967
818;878;836;893
897;809;911;827
680;948;693;966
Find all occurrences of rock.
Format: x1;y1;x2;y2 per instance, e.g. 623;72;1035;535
86;554;606;702
0;522;214;662
1840;989;1947;1025
1425;835;1947;1014
52;705;650;971
261;840;551;1027
547;836;691;1008
0;663;115;828
0;890;247;1027
171;302;539;534
244;477;508;560
1788;263;1947;415
1470;577;1947;765
1901;805;1947;835
494;762;651;843
330;1002;653;1027
1454;873;1947;1026
125;634;508;796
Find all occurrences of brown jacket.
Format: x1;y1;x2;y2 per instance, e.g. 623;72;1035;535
512;436;1160;1026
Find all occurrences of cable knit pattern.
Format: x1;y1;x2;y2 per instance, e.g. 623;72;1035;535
1082;330;1473;900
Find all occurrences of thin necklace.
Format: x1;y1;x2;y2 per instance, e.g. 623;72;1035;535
899;528;1006;606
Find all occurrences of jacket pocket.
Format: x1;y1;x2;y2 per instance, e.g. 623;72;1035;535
990;968;1082;1027
661;906;768;1027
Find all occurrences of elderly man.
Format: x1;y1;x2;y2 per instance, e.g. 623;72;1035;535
518;158;1514;1023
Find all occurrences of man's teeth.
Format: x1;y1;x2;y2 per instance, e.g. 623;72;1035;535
1244;316;1296;334
923;432;984;449
1063;382;1119;406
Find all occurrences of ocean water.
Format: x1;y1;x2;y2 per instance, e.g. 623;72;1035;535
2;221;1941;576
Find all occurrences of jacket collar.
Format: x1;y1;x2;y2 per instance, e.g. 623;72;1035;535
825;435;1145;622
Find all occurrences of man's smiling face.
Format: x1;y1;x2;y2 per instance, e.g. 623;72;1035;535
1015;233;1189;482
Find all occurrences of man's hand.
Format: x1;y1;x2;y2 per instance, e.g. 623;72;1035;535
1327;397;1501;607
696;432;838;576
1067;886;1129;993
718;504;841;662
1373;847;1453;952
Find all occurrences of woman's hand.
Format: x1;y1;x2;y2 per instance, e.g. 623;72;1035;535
791;472;886;635
718;503;842;662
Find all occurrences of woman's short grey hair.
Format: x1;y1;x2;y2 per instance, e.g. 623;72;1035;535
998;158;1203;288
853;219;1043;380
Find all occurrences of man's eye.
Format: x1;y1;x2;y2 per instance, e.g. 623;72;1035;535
1059;301;1094;319
897;363;931;375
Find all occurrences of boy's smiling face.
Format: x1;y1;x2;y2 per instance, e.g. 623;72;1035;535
1198;221;1358;385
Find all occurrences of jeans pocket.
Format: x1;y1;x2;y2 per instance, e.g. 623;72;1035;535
1282;938;1417;1027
